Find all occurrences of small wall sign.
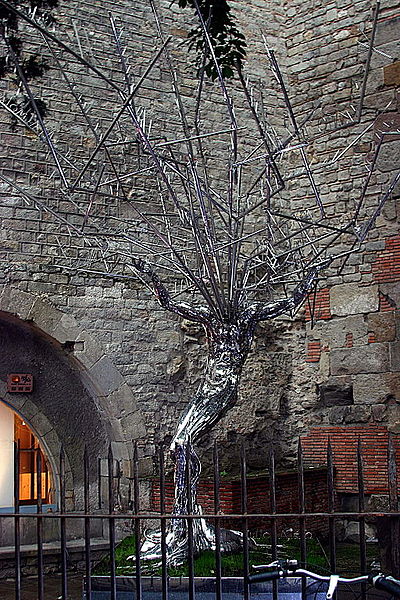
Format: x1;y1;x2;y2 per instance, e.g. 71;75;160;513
7;374;34;393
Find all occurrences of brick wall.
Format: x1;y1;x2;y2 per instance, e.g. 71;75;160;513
151;468;330;533
305;288;332;322
301;425;400;494
372;236;400;284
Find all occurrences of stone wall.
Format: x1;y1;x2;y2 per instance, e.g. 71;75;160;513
0;0;399;498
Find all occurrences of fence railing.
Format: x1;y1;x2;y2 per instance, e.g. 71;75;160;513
0;436;399;600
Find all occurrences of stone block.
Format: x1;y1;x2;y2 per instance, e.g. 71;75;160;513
330;283;379;317
330;344;390;376
371;404;387;422
367;312;396;342
0;286;35;320
106;383;138;418
384;61;400;86
311;315;368;348
120;412;147;440
28;297;63;336
375;16;400;46
353;373;400;404
328;405;350;424
379;282;400;308
377;140;400;173
344;406;371;423
30;412;54;437
389;341;400;371
73;330;105;369
88;356;125;396
51;312;83;344
111;441;129;460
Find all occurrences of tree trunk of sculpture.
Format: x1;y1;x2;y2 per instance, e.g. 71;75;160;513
141;319;253;565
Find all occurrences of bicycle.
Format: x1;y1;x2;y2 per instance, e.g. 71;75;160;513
248;559;400;599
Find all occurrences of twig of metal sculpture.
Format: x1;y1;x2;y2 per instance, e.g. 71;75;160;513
0;0;398;565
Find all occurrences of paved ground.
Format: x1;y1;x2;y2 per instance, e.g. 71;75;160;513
0;573;83;599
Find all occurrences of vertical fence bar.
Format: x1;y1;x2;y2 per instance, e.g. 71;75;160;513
37;449;44;600
108;445;116;600
357;438;366;600
269;445;278;600
327;439;336;575
297;440;306;600
159;445;168;600
14;441;21;600
84;446;92;600
60;446;68;600
388;434;400;576
133;441;142;600
241;443;249;600
98;457;102;510
213;441;222;600
186;443;195;600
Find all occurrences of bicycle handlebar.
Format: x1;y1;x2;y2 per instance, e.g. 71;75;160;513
248;570;284;583
369;574;400;598
248;561;400;598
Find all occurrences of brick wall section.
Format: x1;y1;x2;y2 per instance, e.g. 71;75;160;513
306;340;322;362
372;236;400;283
345;333;353;348
302;426;400;494
379;291;397;312
305;288;331;322
151;468;330;533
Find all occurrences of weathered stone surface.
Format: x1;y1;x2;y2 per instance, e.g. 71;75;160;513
0;286;35;320
73;330;105;369
377;140;400;173
329;405;351;424
330;284;379;317
309;315;368;348
389;341;400;371
371;404;387;422
379;283;400;307
344;406;370;423
375;16;400;45
28;297;63;336
367;312;396;342
52;312;83;344
89;356;125;396
353;372;400;404
30;412;55;437
166;355;186;381
384;61;400;86
330;344;390;376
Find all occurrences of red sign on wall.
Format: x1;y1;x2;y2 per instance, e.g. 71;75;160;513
7;374;34;393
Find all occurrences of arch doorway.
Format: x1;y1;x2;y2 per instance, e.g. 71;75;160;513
0;400;55;512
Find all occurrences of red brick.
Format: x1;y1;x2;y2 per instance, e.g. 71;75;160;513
372;236;400;283
302;426;400;494
305;288;331;321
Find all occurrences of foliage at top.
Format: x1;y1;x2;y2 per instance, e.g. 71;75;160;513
0;0;62;119
174;0;246;78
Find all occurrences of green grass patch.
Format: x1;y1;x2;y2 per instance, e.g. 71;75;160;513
93;535;379;578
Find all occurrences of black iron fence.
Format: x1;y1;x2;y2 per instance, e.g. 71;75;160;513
0;437;399;600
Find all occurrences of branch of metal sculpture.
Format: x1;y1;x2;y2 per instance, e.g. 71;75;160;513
0;0;398;566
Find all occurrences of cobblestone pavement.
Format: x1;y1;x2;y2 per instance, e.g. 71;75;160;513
0;574;83;599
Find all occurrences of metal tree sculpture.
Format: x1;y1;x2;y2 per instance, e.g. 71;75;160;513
0;0;398;565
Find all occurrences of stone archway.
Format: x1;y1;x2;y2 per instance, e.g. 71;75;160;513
0;285;146;510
